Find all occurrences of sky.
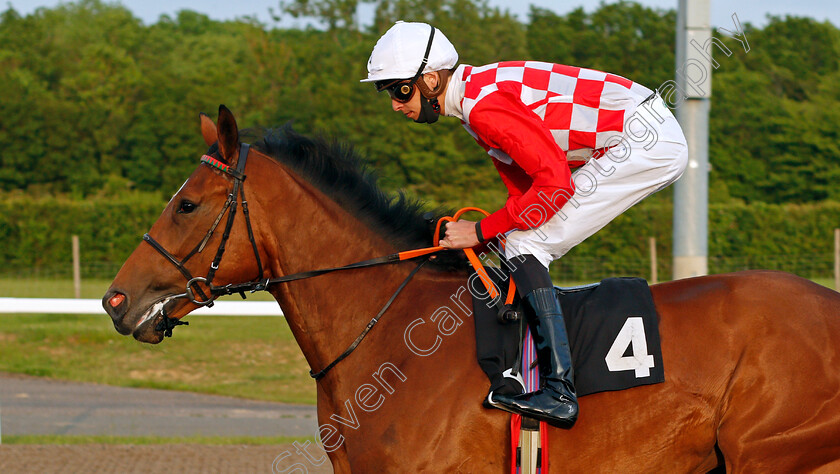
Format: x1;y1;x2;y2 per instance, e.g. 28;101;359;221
4;0;840;29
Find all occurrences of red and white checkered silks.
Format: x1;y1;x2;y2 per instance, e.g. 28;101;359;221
462;61;653;154
454;61;655;238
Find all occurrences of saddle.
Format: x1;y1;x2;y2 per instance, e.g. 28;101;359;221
479;275;666;397
475;275;666;474
553;278;665;396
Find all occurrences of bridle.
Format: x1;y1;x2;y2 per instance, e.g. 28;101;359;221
142;143;263;311
140;142;441;380
140;142;513;381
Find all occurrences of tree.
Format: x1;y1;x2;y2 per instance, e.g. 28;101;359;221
526;2;676;89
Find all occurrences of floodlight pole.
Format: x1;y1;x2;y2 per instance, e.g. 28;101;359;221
673;0;711;279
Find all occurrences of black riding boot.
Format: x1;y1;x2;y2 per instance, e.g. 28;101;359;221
490;287;579;429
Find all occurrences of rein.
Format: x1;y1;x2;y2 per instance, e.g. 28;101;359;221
209;245;443;298
142;142;507;381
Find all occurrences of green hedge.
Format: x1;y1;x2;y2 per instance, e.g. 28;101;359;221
0;194;166;275
557;200;840;281
2;195;839;280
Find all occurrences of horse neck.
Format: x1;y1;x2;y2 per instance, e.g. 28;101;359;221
247;152;421;375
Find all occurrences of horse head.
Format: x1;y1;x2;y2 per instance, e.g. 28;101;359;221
103;105;266;343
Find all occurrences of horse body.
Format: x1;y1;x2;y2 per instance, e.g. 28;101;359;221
104;107;840;472
315;270;840;473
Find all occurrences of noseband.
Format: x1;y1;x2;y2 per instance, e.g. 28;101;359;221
142;143;264;310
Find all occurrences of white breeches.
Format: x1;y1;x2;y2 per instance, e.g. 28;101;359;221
504;96;689;268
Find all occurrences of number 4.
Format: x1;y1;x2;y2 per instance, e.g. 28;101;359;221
605;317;655;378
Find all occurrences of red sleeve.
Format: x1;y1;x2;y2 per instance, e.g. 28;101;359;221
470;90;576;239
493;158;532;199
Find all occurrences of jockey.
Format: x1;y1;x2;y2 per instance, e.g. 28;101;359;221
362;21;688;428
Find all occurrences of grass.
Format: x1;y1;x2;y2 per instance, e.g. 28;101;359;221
0;274;299;406
0;435;315;445
0;273;835;410
0;313;316;405
0;275;309;404
812;277;836;289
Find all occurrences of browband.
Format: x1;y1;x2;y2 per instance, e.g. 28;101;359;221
200;150;247;181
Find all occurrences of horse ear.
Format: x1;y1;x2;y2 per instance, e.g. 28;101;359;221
216;104;240;164
200;112;217;147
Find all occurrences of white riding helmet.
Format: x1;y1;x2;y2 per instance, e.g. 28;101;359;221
361;21;458;83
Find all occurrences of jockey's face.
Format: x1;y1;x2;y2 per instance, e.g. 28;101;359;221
386;73;441;121
390;85;422;120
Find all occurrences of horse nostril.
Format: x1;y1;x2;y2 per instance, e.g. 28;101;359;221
103;290;128;322
109;293;126;308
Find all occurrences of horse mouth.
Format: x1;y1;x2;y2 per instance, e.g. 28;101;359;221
132;296;180;343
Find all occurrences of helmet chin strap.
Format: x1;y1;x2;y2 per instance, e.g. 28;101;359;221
413;68;450;125
414;95;441;124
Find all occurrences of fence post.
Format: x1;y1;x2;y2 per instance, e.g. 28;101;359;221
649;237;658;285
835;229;839;292
72;235;81;299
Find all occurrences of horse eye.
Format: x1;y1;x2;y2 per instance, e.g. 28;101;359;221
177;200;197;214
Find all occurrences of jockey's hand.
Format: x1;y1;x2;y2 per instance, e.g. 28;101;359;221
441;220;479;249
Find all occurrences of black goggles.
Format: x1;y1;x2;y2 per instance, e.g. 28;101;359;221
375;79;417;103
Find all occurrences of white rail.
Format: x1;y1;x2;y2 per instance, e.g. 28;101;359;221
0;298;283;316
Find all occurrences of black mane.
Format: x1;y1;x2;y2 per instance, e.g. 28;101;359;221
245;126;462;267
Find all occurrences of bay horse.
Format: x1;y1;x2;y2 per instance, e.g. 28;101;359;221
104;105;840;472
